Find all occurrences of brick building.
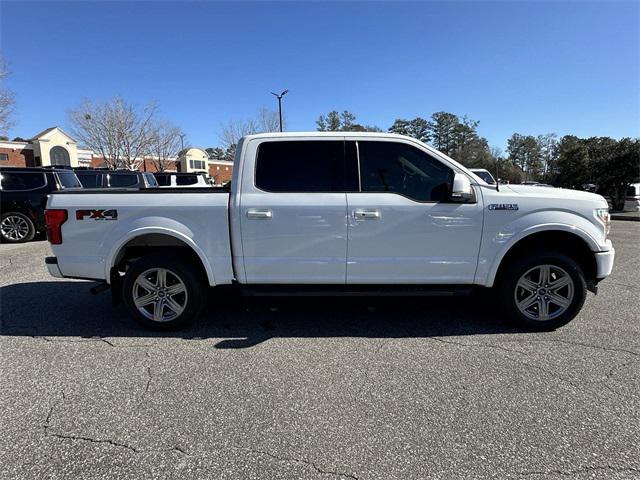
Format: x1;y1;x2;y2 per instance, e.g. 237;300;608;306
1;127;234;185
0;127;94;168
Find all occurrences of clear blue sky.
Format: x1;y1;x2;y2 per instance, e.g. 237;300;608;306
1;1;638;150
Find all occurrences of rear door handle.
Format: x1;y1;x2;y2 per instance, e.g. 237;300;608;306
246;209;273;220
353;209;381;220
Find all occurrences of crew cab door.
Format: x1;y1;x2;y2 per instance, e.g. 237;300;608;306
238;138;351;284
346;139;483;284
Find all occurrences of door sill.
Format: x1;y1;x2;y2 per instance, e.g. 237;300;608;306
239;284;475;297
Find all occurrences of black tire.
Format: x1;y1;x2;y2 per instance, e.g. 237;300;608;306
122;253;205;330
1;212;35;243
497;251;587;330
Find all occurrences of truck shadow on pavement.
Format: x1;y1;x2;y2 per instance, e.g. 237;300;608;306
0;281;530;348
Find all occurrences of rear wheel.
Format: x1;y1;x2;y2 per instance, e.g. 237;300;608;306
498;252;587;330
1;212;35;243
122;254;205;330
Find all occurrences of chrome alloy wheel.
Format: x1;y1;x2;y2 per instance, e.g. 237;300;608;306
132;268;188;322
1;215;30;241
514;264;574;321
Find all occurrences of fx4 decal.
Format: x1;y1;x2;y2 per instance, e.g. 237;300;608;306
488;203;519;211
76;209;118;221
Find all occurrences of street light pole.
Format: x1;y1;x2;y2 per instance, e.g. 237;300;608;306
271;90;288;132
178;133;186;173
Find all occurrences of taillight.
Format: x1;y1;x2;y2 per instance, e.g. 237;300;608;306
44;209;68;245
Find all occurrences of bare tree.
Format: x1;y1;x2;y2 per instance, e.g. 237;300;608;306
148;121;183;171
69;97;157;170
256;107;281;133
218;107;282;150
0;58;16;136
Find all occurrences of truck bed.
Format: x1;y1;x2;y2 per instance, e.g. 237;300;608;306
47;190;233;284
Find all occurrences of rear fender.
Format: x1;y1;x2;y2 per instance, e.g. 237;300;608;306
105;222;216;286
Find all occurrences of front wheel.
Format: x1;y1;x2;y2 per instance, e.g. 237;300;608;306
122;254;205;330
497;252;587;330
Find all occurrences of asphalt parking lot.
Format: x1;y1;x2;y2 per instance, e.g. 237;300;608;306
1;221;639;480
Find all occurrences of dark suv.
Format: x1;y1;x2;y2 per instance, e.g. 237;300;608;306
0;167;82;243
74;169;158;189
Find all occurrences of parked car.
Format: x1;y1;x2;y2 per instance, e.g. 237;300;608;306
624;183;640;212
469;168;496;185
74;169;158;189
0;167;82;243
153;172;212;188
45;132;614;331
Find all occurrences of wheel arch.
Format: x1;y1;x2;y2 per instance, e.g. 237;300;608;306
488;227;598;288
106;227;215;286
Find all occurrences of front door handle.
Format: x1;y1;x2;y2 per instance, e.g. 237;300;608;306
353;209;381;220
246;209;273;220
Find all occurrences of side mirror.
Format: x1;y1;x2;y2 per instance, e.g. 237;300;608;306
451;173;473;202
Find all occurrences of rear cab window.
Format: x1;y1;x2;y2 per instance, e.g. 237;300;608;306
107;173;139;188
0;172;47;191
176;175;198;186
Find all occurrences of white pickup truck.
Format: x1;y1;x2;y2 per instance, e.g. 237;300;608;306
44;132;615;330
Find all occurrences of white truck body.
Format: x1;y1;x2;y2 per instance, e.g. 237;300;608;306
45;132;615;329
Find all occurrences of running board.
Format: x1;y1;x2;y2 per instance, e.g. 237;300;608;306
240;285;475;297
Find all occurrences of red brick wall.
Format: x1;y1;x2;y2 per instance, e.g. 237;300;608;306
89;157;180;172
209;164;233;184
90;157;106;168
0;146;36;167
140;159;180;173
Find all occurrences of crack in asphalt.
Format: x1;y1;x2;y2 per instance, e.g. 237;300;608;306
425;336;631;400
21;335;154;349
30;336;117;347
138;363;153;408
47;432;140;453
517;338;640;358
426;336;527;355
41;387;356;478
231;445;359;479
518;464;640;477
599;280;640;291
43;388;140;454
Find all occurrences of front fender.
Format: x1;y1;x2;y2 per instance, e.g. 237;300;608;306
476;210;605;287
104;218;216;286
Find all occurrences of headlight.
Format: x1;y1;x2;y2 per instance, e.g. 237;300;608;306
594;208;611;237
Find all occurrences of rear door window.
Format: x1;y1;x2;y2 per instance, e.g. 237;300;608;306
107;173;138;188
0;172;47;191
76;173;101;188
154;174;171;186
255;140;351;192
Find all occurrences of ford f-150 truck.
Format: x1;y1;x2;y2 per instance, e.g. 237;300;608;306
44;132;615;330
